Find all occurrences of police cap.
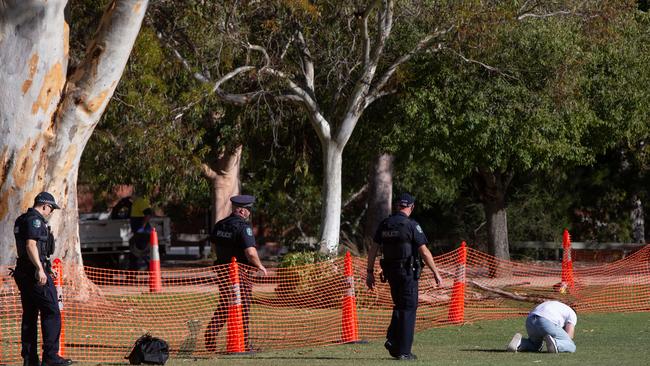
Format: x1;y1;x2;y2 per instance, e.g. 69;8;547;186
34;191;60;209
230;195;255;209
397;193;415;207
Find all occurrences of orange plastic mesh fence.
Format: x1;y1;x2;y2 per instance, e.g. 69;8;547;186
1;245;649;362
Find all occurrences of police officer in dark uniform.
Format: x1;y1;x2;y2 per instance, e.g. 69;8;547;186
13;192;73;366
204;195;267;353
366;193;443;360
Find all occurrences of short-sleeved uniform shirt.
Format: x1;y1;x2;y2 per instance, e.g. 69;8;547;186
14;208;49;272
211;214;255;265
374;212;428;260
530;301;577;327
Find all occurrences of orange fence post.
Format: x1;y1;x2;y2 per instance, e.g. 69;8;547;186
561;229;575;291
226;257;246;353
341;251;360;343
149;228;162;293
52;258;65;356
448;242;467;324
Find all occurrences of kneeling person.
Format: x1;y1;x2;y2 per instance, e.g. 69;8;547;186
507;300;577;353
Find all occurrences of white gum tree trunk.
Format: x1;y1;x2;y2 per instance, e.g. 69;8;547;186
0;0;148;294
208;0;449;255
318;140;343;255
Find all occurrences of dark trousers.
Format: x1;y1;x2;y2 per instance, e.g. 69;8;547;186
14;271;62;362
204;270;252;352
385;265;418;356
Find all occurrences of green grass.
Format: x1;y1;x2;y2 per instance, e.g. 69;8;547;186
161;312;649;366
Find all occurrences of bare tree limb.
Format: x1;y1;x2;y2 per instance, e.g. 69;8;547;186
517;10;575;20
364;88;397;108
446;47;519;80
155;31;211;84
360;0;381;68
343;184;369;208
469;280;550;303
210;65;259;105
366;26;452;104
296;31;315;93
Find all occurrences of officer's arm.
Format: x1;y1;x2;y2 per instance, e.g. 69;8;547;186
418;245;442;286
26;239;47;285
365;243;379;290
244;247;267;275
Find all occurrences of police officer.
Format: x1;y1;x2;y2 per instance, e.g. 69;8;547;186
13;192;73;366
366;193;443;360
204;195;267;353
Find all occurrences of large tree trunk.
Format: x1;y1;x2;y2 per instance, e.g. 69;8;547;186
362;153;394;253
0;0;148;296
474;168;512;260
201;145;242;226
631;195;645;244
318;140;343;255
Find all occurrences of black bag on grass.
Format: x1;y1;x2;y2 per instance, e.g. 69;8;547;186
126;334;169;365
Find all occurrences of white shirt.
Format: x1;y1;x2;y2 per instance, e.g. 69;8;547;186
530;301;577;327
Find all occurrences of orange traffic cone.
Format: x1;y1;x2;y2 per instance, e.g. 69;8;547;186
341;251;360;343
561;229;575;290
448;242;467;324
52;258;65;356
226;257;246;353
149;228;162;293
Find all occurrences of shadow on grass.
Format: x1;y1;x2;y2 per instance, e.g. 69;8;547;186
460;348;510;353
223;356;391;360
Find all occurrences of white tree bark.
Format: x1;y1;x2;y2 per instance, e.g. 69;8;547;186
201;0;449;255
318;140;343;255
0;0;148;294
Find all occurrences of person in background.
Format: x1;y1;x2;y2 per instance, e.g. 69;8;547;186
506;300;577;353
128;195;153;270
204;195;267;353
366;193;443;360
13;192;73;366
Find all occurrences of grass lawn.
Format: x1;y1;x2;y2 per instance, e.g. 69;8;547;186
160;312;650;366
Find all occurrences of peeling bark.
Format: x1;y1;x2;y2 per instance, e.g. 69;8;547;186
0;0;148;298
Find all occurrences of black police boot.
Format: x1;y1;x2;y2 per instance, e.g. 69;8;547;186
395;353;417;361
384;340;399;358
41;357;73;366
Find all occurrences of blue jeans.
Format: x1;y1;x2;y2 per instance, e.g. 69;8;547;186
520;314;576;353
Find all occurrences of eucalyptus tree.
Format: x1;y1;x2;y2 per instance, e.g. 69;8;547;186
175;0;468;255
397;1;649;259
0;1;148;291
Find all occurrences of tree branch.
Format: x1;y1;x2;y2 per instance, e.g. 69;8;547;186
517;10;575;20
210;65;260;105
343;184;368;208
366;26;452;105
296;30;315;94
358;0;381;67
446;47;519;80
155;31;211;84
